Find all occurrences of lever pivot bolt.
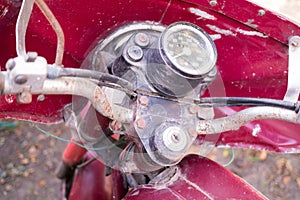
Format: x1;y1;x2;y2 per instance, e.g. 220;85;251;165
6;59;16;71
14;75;28;85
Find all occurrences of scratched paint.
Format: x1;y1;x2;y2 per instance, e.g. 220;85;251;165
236;28;268;38
189;7;216;20
210;34;222;40
252;124;262;137
0;6;8;18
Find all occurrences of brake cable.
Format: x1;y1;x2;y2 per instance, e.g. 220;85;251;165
47;66;299;112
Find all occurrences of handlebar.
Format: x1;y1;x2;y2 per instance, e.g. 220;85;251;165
43;77;133;123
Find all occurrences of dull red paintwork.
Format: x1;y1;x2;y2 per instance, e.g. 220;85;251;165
69;153;126;200
62;139;87;166
124;155;267;200
1;0;299;199
0;0;299;154
184;0;300;44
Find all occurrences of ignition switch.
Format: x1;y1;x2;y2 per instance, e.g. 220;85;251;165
152;123;190;163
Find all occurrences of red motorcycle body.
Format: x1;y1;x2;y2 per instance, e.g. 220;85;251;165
0;0;299;199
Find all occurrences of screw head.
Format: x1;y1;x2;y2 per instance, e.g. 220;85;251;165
291;40;299;47
127;46;143;61
138;96;149;107
136;118;147;129
209;0;217;6
6;59;16;71
26;52;38;62
17;91;32;104
258;9;266;16
134;32;150;47
37;94;45;102
14;75;28;85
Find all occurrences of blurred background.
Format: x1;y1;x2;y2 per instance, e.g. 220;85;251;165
1;0;300;199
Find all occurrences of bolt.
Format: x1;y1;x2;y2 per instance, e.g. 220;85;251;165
17;91;32;104
136;118;147;129
37;94;45;102
14;75;28;85
110;120;123;131
127;46;143;61
6;59;16;71
258;9;266;16
138;96;149;107
134;32;150;47
291;40;299;47
209;0;217;6
25;52;38;62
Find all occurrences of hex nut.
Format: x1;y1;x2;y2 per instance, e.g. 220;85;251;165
136;118;147;129
138;96;149;106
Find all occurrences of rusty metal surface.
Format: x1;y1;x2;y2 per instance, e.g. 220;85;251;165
42;77;133;123
34;0;65;66
197;106;298;135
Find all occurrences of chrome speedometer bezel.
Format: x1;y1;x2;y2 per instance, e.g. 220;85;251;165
159;22;217;79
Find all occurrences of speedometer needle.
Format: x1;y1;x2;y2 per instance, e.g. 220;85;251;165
173;47;192;59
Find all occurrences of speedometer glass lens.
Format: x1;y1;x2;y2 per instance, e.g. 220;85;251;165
160;22;217;78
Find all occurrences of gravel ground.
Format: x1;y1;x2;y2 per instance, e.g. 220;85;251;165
0;122;300;200
0;122;68;200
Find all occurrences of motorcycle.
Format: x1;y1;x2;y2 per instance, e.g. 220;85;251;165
1;0;300;199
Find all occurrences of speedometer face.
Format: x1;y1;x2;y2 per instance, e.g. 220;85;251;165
160;22;217;78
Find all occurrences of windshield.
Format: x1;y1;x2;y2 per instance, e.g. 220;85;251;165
250;0;300;24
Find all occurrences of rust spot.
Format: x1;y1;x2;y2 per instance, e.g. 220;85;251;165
138;96;149;107
64;80;69;86
136;118;147;129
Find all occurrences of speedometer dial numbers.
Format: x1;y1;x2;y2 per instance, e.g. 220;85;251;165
160;22;217;79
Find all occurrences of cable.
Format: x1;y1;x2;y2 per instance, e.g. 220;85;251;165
34;125;120;151
35;0;65;66
47;66;135;92
197;97;297;111
47;65;298;111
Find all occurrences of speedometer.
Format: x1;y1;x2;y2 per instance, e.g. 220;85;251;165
159;22;217;79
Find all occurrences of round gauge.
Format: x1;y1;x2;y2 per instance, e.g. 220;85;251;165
159;22;217;79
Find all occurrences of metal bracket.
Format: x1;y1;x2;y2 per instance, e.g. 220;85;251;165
4;54;48;103
284;36;300;103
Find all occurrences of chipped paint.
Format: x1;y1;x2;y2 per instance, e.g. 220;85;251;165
0;6;8;18
236;28;268;38
180;175;214;200
245;19;258;29
189;7;216;20
209;34;222;40
206;24;236;36
252;124;261;137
